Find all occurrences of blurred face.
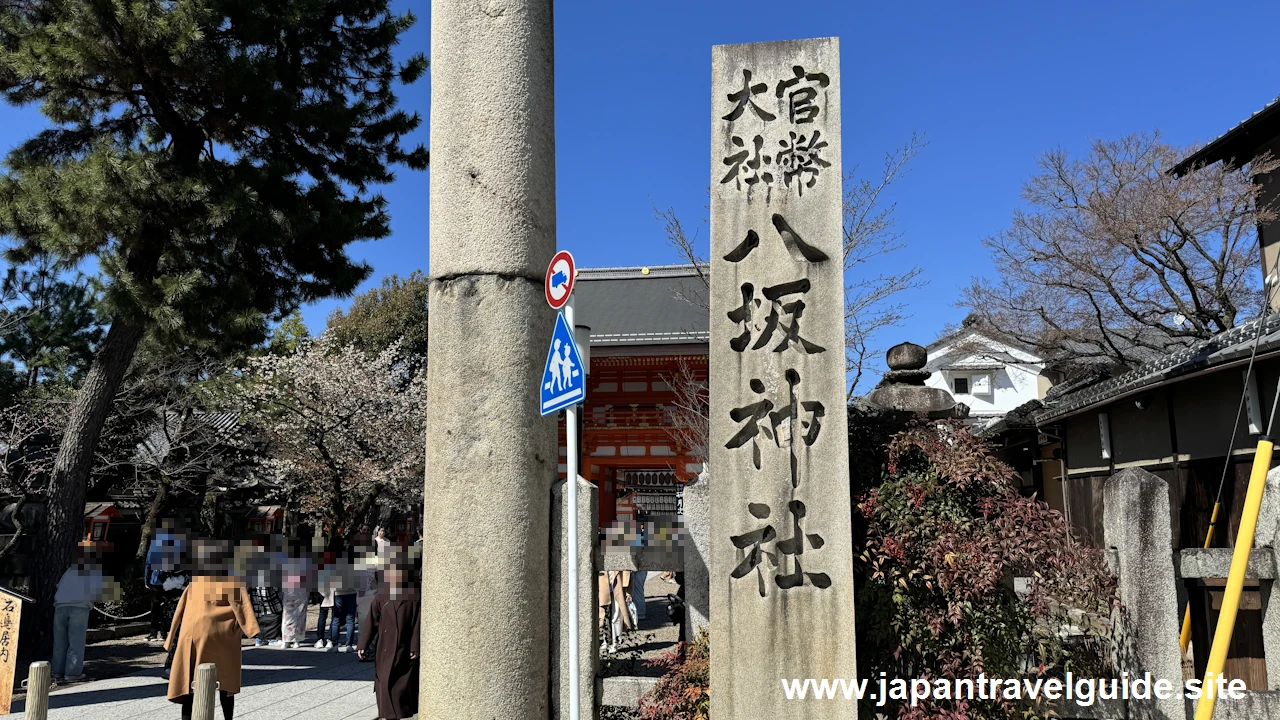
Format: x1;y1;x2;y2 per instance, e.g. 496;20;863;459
387;564;411;596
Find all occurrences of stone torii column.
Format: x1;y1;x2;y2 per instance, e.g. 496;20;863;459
424;1;557;718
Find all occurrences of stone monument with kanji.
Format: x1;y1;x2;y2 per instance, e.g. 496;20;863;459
709;37;858;718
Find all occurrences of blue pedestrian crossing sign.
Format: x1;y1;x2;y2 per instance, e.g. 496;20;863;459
540;311;586;416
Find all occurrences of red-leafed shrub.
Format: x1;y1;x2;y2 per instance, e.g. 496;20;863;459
638;629;710;720
855;421;1117;719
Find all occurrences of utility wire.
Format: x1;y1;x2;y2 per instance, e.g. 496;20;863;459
1209;255;1280;512
1210;313;1270;509
1179;257;1280;654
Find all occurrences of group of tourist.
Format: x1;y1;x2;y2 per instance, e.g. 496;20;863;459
48;522;423;720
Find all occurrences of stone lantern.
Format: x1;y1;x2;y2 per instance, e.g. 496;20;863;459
864;342;967;419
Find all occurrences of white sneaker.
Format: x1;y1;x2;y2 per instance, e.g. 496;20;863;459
337;644;350;653
313;639;325;649
325;639;334;649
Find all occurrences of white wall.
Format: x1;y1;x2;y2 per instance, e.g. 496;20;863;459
924;364;1043;416
924;333;1047;417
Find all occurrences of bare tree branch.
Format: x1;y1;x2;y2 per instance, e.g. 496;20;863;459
961;132;1279;368
660;356;709;464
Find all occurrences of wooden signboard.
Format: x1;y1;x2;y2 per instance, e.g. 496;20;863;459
0;587;24;714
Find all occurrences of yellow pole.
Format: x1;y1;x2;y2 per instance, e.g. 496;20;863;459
1194;438;1274;720
1181;503;1222;652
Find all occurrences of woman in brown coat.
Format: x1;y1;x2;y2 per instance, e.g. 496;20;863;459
165;541;260;720
356;561;420;720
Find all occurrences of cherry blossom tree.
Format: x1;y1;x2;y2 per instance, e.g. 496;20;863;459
0;392;66;561
232;336;426;538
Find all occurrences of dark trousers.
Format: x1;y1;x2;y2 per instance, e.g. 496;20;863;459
179;690;233;720
149;585;166;635
329;593;357;646
316;606;330;642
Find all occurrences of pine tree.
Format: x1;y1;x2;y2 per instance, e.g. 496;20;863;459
0;0;428;651
0;257;103;390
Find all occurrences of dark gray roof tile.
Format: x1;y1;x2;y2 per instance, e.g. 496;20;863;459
574;265;710;347
1033;314;1280;424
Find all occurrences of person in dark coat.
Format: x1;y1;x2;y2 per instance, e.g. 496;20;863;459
356;558;420;720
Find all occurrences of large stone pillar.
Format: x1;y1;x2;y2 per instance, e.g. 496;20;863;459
1103;467;1183;720
423;0;556;718
709;37;858;719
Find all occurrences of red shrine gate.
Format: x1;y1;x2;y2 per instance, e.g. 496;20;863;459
558;353;707;529
557;264;710;532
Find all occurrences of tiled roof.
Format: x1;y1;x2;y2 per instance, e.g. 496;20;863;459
1174;94;1280;174
135;411;240;463
1032;314;1280;424
978;399;1045;437
574;265;710;347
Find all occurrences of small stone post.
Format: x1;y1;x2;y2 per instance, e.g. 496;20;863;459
191;663;218;720
551;476;599;720
22;661;49;720
709;37;858;719
1253;466;1280;689
424;0;557;717
682;469;711;641
1103;468;1183;720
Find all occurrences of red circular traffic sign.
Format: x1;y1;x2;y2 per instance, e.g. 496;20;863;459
545;250;576;309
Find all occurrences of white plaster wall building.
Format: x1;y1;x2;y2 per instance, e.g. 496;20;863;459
924;331;1056;428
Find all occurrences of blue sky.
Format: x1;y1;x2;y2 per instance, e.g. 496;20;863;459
2;1;1279;368
340;0;1280;355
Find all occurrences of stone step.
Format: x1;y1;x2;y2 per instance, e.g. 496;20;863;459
599;675;659;708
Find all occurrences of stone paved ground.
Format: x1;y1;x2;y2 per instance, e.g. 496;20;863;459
600;573;682;679
2;645;379;720
599;574;683;719
3;579;679;719
7;604;337;702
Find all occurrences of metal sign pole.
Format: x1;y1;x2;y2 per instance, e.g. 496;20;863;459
565;293;581;720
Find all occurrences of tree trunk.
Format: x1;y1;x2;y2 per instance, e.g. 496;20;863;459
354;485;385;539
328;470;345;539
136;479;168;561
30;318;146;658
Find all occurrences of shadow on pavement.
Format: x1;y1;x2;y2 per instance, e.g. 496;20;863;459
6;647;369;714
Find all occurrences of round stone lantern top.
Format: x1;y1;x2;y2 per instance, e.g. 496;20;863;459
885;342;927;371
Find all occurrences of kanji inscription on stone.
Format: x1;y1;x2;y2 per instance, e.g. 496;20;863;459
716;57;834;202
709;37;856;720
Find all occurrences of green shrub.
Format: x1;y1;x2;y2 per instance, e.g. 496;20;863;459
854;421;1117;719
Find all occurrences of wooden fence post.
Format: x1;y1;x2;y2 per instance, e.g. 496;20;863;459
22;660;50;720
192;663;218;720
